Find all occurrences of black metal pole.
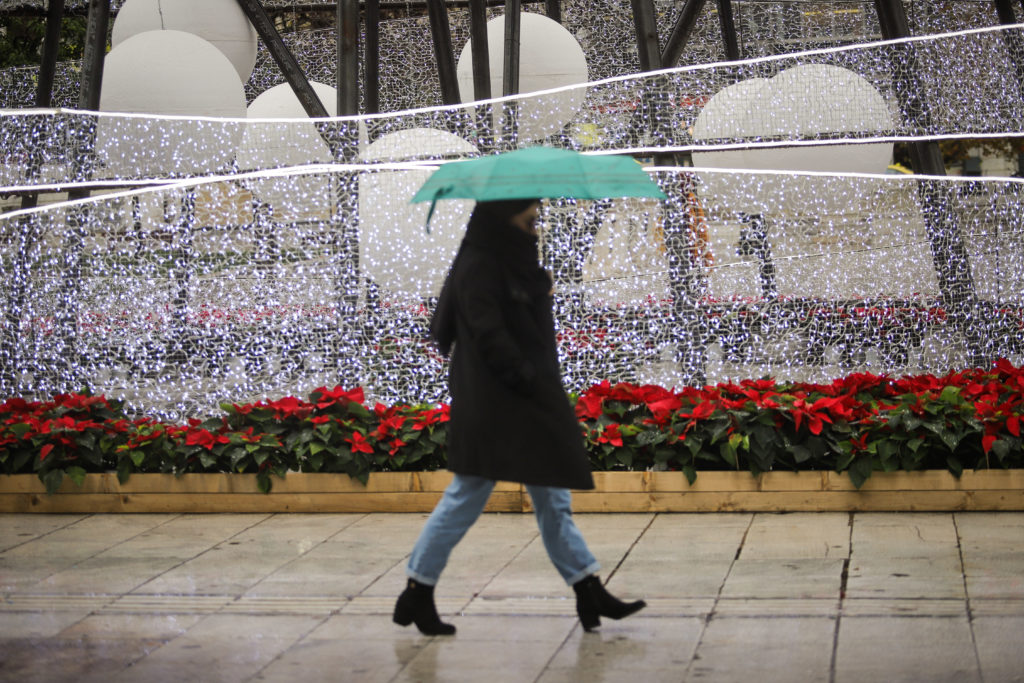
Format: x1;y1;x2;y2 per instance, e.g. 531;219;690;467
77;0;108;112
337;0;360;117
661;0;707;68
330;0;362;387
235;0;330;118
364;0;380;114
545;0;561;23
20;0;66;213
715;0;740;61
37;0;66;108
502;0;522;97
873;0;988;366
468;0;491;100
425;0;461;105
629;0;662;72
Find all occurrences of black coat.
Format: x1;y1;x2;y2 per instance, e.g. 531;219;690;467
430;209;594;490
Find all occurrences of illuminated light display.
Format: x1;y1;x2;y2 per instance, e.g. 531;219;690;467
1;21;1023;419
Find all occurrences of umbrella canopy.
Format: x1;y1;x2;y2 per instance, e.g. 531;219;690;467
410;147;666;223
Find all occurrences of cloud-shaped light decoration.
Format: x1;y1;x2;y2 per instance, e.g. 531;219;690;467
111;0;259;82
692;63;895;214
456;12;589;142
359;128;477;299
97;30;245;178
237;81;366;222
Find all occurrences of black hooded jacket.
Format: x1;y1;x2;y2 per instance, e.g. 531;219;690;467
430;203;594;490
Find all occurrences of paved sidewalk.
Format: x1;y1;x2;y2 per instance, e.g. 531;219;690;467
0;511;1022;682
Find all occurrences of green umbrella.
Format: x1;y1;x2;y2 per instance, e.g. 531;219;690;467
410;146;666;225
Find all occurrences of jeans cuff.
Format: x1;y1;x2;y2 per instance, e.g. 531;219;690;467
565;561;601;587
406;568;439;587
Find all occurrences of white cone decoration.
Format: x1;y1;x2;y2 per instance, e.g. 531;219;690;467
112;0;258;82
456;12;588;142
97;30;245;178
359;128;478;299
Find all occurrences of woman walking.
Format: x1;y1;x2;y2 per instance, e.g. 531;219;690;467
393;198;646;636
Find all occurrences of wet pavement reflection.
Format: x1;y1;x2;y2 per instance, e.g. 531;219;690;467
1;511;1022;682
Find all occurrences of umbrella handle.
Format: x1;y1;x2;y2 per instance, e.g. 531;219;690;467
423;199;438;234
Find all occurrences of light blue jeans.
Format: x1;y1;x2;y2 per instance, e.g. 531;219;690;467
407;473;600;586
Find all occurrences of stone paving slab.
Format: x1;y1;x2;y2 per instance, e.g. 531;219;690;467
0;511;1022;682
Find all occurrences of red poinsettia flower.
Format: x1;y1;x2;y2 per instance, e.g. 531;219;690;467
388;438;407;455
39;443;54;461
232;403;256;415
1007;416;1021;437
575;392;605;420
597;424;623;447
791;398;832;435
345;431;374;454
265;396;313;420
185;428;230;451
310;415;332;425
313;386;365;409
374;415;407;440
679;401;715;420
412;405;450;430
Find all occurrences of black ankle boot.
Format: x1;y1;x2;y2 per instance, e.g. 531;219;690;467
393;578;456;636
572;575;646;632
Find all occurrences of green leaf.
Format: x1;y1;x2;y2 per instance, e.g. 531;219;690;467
66;466;87;487
939;386;962;404
946;455;963;477
876;440;898;462
129;450;145;467
848;457;874;489
8;423;31;438
682;465;697;485
720;441;737;467
41;469;63;494
636;430;665;446
309;442;325;455
789;444;812;464
228;447;248;468
198;451;217;469
117;459;133;484
836;451;855;471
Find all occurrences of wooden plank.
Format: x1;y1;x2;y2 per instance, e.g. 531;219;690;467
1;470;1022;513
0;471;521;495
569;490;1024;513
0;491;524;514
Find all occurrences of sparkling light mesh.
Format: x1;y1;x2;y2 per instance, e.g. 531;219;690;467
1;10;1023;419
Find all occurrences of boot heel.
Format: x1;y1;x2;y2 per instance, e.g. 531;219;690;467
392;604;413;627
576;594;601;632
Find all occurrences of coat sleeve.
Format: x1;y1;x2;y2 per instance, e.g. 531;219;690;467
454;253;537;394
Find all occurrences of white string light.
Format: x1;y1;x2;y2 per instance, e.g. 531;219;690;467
1;17;1022;419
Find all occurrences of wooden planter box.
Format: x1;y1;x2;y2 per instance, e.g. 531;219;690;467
1;469;1022;513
